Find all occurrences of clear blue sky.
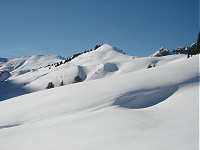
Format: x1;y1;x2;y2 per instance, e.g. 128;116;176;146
0;0;199;58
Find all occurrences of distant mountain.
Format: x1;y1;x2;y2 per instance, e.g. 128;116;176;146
172;43;197;54
0;55;63;77
150;43;197;57
0;57;8;62
150;47;171;57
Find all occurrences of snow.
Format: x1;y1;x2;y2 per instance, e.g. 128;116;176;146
0;55;63;77
0;70;11;82
0;45;191;101
0;44;199;150
150;47;171;57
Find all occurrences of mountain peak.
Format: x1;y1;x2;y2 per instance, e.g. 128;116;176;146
95;44;126;55
150;47;171;57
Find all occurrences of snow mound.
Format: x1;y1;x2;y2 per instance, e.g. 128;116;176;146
103;63;119;72
77;66;87;80
114;85;178;109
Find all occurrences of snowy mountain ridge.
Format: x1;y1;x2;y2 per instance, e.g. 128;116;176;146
0;43;193;79
0;55;64;76
150;43;197;57
0;44;191;101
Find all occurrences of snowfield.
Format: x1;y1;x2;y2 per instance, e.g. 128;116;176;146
0;44;199;150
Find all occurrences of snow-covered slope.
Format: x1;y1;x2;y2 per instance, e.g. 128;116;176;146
0;70;11;82
0;44;192;101
0;53;198;150
0;55;63;77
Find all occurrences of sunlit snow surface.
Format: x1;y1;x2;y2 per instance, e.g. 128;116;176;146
0;44;199;150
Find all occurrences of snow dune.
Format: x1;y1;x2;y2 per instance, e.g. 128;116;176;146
114;85;179;109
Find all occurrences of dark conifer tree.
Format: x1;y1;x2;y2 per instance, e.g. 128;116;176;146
73;75;82;83
55;62;59;67
147;64;152;69
94;45;101;50
196;32;200;54
64;59;67;64
46;82;54;89
60;80;64;86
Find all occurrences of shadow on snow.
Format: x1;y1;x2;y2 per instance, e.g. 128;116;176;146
0;80;31;101
114;85;179;109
